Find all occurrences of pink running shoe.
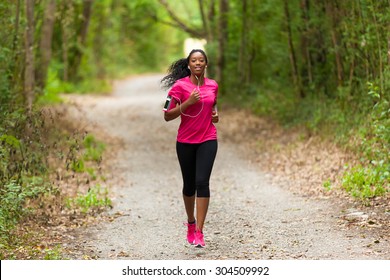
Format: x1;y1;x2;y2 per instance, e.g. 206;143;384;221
194;231;205;248
185;222;196;244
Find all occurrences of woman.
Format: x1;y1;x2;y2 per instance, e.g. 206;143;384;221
161;49;219;248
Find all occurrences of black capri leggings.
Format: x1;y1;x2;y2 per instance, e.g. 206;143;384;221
176;140;218;198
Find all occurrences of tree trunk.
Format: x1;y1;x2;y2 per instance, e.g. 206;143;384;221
356;0;370;80
387;0;390;65
60;1;71;82
206;0;217;79
198;0;211;42
11;0;21;87
300;0;313;85
36;0;57;90
69;0;93;81
370;0;384;95
207;0;216;44
343;1;356;93
12;0;21;54
238;0;248;85
326;0;344;87
216;0;228;87
388;34;390;66
24;0;35;113
207;0;216;42
246;0;256;84
311;0;329;95
93;2;109;79
283;0;304;98
388;1;390;65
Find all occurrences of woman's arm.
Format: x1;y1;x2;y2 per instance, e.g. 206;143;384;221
164;89;200;122
164;103;181;121
212;104;219;123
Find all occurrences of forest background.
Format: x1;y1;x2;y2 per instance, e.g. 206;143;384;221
0;0;389;259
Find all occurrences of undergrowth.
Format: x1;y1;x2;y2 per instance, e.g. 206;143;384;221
65;185;112;214
226;78;389;202
0;105;110;259
341;82;389;200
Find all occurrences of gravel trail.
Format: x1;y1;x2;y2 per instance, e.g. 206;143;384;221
64;74;389;260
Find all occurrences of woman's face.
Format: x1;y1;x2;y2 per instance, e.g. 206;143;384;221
188;52;207;76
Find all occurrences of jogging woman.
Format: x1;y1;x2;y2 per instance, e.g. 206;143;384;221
161;49;219;248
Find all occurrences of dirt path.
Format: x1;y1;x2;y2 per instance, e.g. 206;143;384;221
62;74;389;260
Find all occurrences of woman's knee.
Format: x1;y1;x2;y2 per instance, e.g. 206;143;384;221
183;184;196;197
196;181;210;197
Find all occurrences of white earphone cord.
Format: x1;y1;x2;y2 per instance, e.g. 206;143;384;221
176;68;204;118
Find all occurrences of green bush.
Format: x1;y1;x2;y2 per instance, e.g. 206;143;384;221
342;165;388;199
65;185;112;214
340;81;389;200
0;179;51;242
83;134;105;162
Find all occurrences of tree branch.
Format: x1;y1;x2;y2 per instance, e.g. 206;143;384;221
157;0;206;38
198;0;209;38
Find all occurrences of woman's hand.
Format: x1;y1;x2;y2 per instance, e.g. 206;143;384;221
212;110;219;123
188;88;201;105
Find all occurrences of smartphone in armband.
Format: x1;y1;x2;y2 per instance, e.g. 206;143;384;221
163;95;172;111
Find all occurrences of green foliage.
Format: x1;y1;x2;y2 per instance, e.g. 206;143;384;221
323;179;332;191
43;245;63;260
0;134;20;149
1;0;175;258
69;0;183;86
0;46;12;111
340;81;390;200
67;133;105;173
0;179;51;242
0;230;66;260
36;65;67;105
70;159;85;173
86;167;97;181
0;112;107;247
66;185;112;214
219;0;389;200
0;3;20;112
360;82;390;161
342;165;388;199
83;134;105;162
0;110;49;186
1;0;389;255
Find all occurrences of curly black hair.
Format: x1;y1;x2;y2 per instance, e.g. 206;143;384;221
160;49;208;90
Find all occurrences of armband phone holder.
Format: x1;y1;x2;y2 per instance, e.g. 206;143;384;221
163;95;172;111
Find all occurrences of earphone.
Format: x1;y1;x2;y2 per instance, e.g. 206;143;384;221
176;65;207;118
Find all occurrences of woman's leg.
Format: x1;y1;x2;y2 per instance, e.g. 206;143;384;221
176;142;197;223
195;140;218;232
195;197;209;232
183;194;195;223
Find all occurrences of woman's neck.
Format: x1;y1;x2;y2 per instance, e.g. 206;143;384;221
190;74;204;86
